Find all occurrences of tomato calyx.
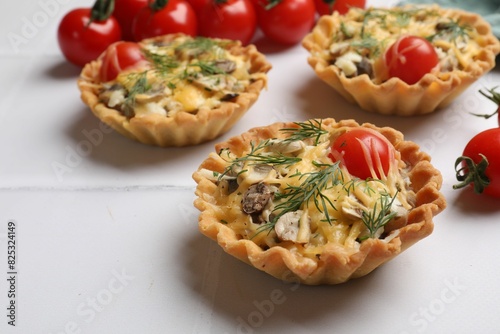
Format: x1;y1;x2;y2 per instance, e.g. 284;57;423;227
453;154;491;195
89;0;115;23
261;0;282;10
472;87;500;121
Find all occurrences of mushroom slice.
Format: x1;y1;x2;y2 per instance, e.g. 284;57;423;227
267;139;305;154
275;210;310;243
242;182;273;214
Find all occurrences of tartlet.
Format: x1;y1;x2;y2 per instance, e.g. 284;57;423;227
302;5;500;116
193;118;446;285
78;34;271;147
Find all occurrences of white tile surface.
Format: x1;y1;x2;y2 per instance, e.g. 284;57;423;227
1;0;500;333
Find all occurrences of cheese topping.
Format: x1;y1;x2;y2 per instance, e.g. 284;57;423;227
321;6;485;83
98;36;264;118
202;121;416;260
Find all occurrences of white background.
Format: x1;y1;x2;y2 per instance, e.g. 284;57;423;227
1;0;500;333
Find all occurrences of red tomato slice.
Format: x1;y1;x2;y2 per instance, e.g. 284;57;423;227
329;128;393;179
385;35;439;85
99;41;148;82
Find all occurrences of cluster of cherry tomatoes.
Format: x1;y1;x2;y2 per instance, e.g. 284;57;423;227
57;0;365;67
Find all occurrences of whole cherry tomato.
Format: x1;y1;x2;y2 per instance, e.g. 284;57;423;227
99;41;148;82
185;0;210;13
197;0;257;45
454;128;500;197
385;35;439;85
58;3;121;67
255;0;316;45
314;0;366;16
329;128;393;179
132;0;197;41
113;0;148;41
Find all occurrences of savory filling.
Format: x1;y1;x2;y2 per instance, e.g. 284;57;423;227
199;121;416;260
98;36;264;118
321;6;484;83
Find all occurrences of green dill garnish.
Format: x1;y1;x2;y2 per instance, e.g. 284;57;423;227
144;50;179;75
218;140;302;181
189;61;227;76
122;71;150;117
350;35;381;57
279;119;328;146
175;36;226;57
360;191;398;239
254;161;344;237
427;19;471;44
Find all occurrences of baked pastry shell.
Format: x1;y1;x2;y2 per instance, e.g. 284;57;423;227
193;119;446;285
302;5;500;116
77;34;272;147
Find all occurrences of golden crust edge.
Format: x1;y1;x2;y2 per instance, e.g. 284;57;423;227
192;118;447;285
77;34;272;147
302;5;500;116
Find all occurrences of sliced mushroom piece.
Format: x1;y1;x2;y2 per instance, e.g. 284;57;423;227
275;210;310;243
356;57;373;78
242;182;273;214
214;59;236;73
267;139;305;154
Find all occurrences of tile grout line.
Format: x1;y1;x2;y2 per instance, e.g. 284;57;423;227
0;185;196;192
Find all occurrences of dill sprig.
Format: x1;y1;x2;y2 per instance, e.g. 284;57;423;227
361;191;398;239
189;61;227;76
427;18;471;44
279;119;328;146
144;50;179;75
122;71;150;116
217;140;302;181
274;161;343;223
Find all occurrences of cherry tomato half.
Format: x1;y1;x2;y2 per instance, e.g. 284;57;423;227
57;8;122;67
132;0;197;41
385;35;439;85
314;0;366;16
454;128;500;198
329;128;393;179
99;41;147;82
113;0;148;41
198;0;257;45
255;0;316;45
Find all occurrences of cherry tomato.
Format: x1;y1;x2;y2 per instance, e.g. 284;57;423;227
57;8;122;67
197;0;257;45
454;128;500;198
329;128;393;179
99;41;147;82
132;0;197;41
255;0;316;45
185;0;210;13
385;35;439;85
475;88;500;126
314;0;366;16
113;0;148;41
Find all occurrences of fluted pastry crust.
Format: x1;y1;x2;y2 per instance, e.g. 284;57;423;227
193;119;446;285
302;5;500;116
78;34;271;147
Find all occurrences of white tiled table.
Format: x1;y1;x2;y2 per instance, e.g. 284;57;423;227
1;1;500;333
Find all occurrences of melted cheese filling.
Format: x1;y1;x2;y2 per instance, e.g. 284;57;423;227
99;36;264;118
203;125;416;260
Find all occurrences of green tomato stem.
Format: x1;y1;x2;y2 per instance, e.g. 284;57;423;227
90;0;115;22
453;154;490;195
